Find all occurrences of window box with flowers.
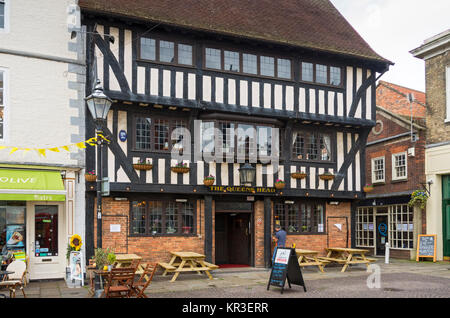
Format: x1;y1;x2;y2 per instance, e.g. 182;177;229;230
133;159;153;171
363;184;374;193
275;179;285;190
85;170;97;182
171;162;190;173
204;175;215;186
408;190;428;209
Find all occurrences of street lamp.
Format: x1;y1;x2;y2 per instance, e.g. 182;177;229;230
239;163;256;186
85;79;113;249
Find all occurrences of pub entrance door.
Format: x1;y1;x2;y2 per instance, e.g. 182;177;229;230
214;201;253;266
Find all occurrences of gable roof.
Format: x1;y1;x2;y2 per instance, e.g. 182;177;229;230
376;81;426;119
78;0;392;67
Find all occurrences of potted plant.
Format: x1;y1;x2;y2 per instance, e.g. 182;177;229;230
94;248;109;271
133;159;153;171
291;171;308;179
319;171;335;181
106;251;116;271
408;190;429;209
363;183;374;193
204;175;215;186
85;170;97;182
275;179;285;190
171;162;190;173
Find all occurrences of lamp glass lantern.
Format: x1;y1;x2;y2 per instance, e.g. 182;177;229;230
85;80;113;122
239;163;256;186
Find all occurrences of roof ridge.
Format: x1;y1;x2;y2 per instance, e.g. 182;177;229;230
378;81;426;108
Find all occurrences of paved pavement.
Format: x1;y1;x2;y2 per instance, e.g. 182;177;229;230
4;258;450;298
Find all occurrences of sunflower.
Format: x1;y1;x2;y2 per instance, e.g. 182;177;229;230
69;234;82;251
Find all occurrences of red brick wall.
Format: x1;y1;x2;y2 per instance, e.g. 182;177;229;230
376;81;426;118
93;198;352;265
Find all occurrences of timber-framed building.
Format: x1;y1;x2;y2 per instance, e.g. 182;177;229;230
79;0;392;267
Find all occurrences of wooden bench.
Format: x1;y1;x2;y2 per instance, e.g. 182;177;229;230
202;262;219;270
158;262;176;271
354;257;377;262
317;257;348;264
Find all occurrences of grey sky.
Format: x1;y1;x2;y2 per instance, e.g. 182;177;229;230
330;0;450;92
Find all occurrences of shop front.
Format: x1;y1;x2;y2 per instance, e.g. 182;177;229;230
0;168;68;279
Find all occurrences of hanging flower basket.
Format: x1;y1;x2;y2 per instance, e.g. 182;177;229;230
291;172;308;180
319;172;335;181
133;163;153;171
171;163;190;174
204;176;215;186
363;184;374;193
408;190;428;209
85;171;97;182
275;179;285;190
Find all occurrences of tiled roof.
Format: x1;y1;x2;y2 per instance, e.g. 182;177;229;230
376;81;426;119
79;0;392;66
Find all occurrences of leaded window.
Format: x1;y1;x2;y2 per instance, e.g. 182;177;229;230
292;131;332;161
205;48;221;69
131;200;195;236
243;53;257;75
277;58;291;79
140;37;193;66
301;61;342;87
224;50;240;72
274;202;325;234
260;56;275;77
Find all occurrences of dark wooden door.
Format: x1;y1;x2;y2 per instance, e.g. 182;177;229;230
215;214;228;264
376;215;388;256
229;213;251;265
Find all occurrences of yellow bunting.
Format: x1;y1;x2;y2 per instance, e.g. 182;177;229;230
9;147;19;155
76;142;86;149
61;146;70;152
37;149;46;157
48;147;60;153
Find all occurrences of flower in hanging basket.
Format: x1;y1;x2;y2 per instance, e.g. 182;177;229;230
133;159;153;170
275;179;285;189
85;170;97;181
171;162;190;173
319;172;335;181
204;175;215;186
291;171;308;179
363;183;374;193
408;190;428;209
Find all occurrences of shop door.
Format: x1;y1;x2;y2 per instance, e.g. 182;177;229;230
215;213;251;265
376;215;388;256
27;203;65;280
443;175;450;258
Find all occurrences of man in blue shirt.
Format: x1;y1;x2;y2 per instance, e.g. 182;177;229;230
272;224;287;265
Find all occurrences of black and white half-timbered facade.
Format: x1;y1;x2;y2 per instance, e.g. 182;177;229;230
80;0;392;267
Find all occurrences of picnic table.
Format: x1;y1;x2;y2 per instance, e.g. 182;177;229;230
295;249;329;273
317;247;376;272
159;251;218;282
114;254;148;280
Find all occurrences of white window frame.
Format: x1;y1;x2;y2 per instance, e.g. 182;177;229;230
356;207;375;248
388;204;414;250
446;66;450;123
0;67;8;143
392;152;407;181
371;156;385;184
0;0;10;33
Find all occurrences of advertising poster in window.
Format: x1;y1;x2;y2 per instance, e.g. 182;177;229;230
6;224;25;248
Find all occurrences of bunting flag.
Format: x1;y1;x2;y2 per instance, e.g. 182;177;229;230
0;135;109;157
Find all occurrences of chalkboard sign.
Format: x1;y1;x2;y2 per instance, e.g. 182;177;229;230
267;248;306;294
416;234;437;262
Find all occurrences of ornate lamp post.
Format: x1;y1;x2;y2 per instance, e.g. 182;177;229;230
85;79;113;249
239;163;256;187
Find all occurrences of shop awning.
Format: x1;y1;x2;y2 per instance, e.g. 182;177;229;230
0;169;66;201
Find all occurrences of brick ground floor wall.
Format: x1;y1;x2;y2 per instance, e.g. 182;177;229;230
92;197;353;266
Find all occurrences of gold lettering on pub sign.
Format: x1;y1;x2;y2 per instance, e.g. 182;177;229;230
208;186;276;193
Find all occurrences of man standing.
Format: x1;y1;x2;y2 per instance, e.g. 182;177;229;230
272;224;287;264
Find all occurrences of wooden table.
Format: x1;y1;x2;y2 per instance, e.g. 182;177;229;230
90;269;110;298
114;254;148;280
159;251;218;283
295;249;328;273
318;247;376;272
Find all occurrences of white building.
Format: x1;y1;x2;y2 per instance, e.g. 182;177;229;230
0;0;86;279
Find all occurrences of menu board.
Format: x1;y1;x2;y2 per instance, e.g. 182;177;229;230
416;234;437;262
267;248;306;294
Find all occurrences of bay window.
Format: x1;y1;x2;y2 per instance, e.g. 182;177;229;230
274;201;325;234
292;130;332;161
